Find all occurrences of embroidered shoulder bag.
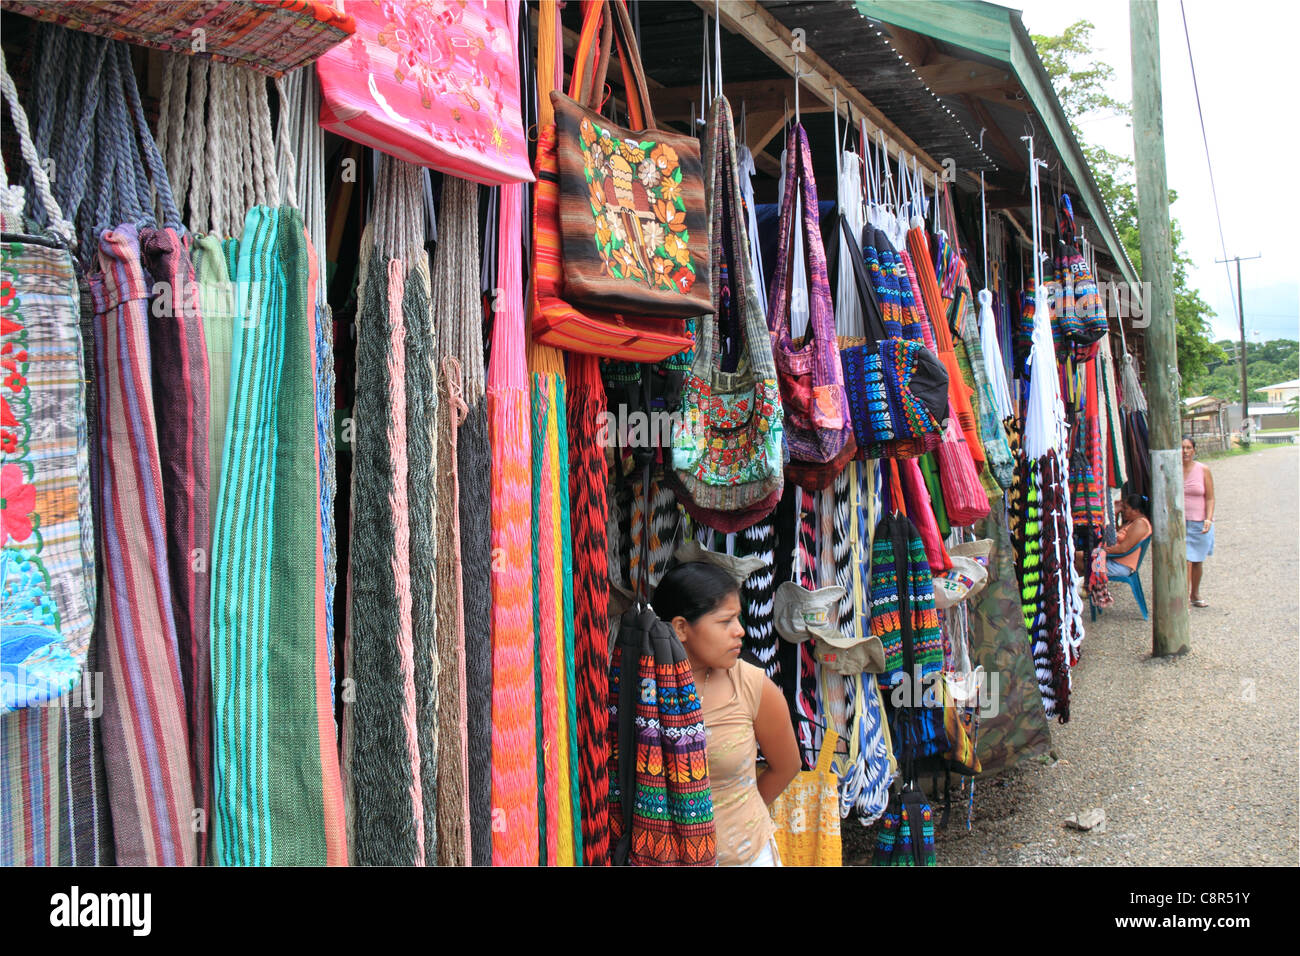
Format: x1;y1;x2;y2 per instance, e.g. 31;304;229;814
768;124;852;469
531;0;694;362
551;0;711;319
669;95;783;532
0;54;95;712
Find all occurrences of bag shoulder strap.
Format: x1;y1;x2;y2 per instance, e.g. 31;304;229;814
839;214;889;345
769;124;833;348
0;47;72;243
814;727;840;775
691;94;774;386
574;0;655;130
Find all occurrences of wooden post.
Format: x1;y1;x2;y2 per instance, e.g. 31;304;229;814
1130;0;1189;657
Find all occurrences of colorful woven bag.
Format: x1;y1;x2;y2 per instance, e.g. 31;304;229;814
607;606;716;866
316;0;533;186
670;94;783;531
849;225;948;459
872;787;936;866
551;0;710;319
836;216;895;449
768;124;852;469
531;1;693;362
769;728;842;866
0;58;94;713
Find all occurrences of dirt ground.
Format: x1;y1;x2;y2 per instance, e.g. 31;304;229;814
844;444;1300;866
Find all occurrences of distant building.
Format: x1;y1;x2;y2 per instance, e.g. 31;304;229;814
1256;378;1300;405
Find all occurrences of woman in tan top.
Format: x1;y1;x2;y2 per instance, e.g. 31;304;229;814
653;562;801;866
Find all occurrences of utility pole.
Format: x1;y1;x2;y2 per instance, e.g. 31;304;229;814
1130;0;1189;657
1215;253;1262;435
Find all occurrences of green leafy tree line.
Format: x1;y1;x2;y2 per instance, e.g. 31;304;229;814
1188;338;1299;405
1032;21;1221;393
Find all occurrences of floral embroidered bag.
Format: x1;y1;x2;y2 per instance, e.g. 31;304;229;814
0;57;95;712
316;0;534;186
768;124;852;468
551;0;711;319
669;95;783;531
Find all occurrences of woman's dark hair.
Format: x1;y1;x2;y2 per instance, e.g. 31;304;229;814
1182;435;1197;449
652;561;740;624
1123;493;1148;516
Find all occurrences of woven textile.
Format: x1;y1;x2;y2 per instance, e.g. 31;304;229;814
953;284;1015;490
768;125;851;467
210;206;345;865
1;235;95;710
670;95;783;524
529;368;558;863
527;330;582;864
791;488;822;770
344;244;422;865
405;261;440;866
427;178;481;866
488;183;537;866
433;357;470;866
87;225;195;867
737;517;779;678
869;513;942;689
10;1;354;77
607;607;716;866
770;729;841;866
139;227;212;861
568;352;611;865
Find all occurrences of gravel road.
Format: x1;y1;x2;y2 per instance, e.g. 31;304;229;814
845;444;1300;866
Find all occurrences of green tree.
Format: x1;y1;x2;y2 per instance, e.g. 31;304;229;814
1032;21;1222;392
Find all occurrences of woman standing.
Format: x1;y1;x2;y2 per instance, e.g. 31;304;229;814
652;563;801;866
1182;437;1215;607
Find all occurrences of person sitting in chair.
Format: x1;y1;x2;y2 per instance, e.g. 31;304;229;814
1103;494;1152;580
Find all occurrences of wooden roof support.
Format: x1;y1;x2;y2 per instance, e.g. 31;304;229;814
962;94;1024;171
693;0;946;175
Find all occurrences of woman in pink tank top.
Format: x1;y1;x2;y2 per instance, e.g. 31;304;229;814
1182;437;1216;607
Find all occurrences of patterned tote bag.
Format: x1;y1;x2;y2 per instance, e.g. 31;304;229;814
0;55;95;712
670;94;783;531
531;0;694;362
316;0;533;186
551;0;711;319
767;124;852;468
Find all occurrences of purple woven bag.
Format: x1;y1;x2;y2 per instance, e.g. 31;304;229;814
767;124;851;465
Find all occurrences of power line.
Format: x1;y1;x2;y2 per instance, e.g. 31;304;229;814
1179;1;1242;326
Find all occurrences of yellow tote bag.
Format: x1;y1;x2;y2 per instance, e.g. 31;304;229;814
770;730;842;866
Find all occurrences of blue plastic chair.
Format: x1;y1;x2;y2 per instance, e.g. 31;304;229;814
1091;536;1150;621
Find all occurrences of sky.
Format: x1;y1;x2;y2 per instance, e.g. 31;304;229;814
1013;0;1300;343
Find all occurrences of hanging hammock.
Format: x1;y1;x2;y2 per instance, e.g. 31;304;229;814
568;352;611;866
488;181;537;866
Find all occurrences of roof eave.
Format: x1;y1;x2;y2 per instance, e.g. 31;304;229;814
853;0;1139;286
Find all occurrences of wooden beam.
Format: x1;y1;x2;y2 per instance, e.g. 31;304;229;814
693;0;945;175
746;109;788;179
961;94;1024;170
653;77;828;121
881;23;936;68
972;87;1033;114
916;56;1015;97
